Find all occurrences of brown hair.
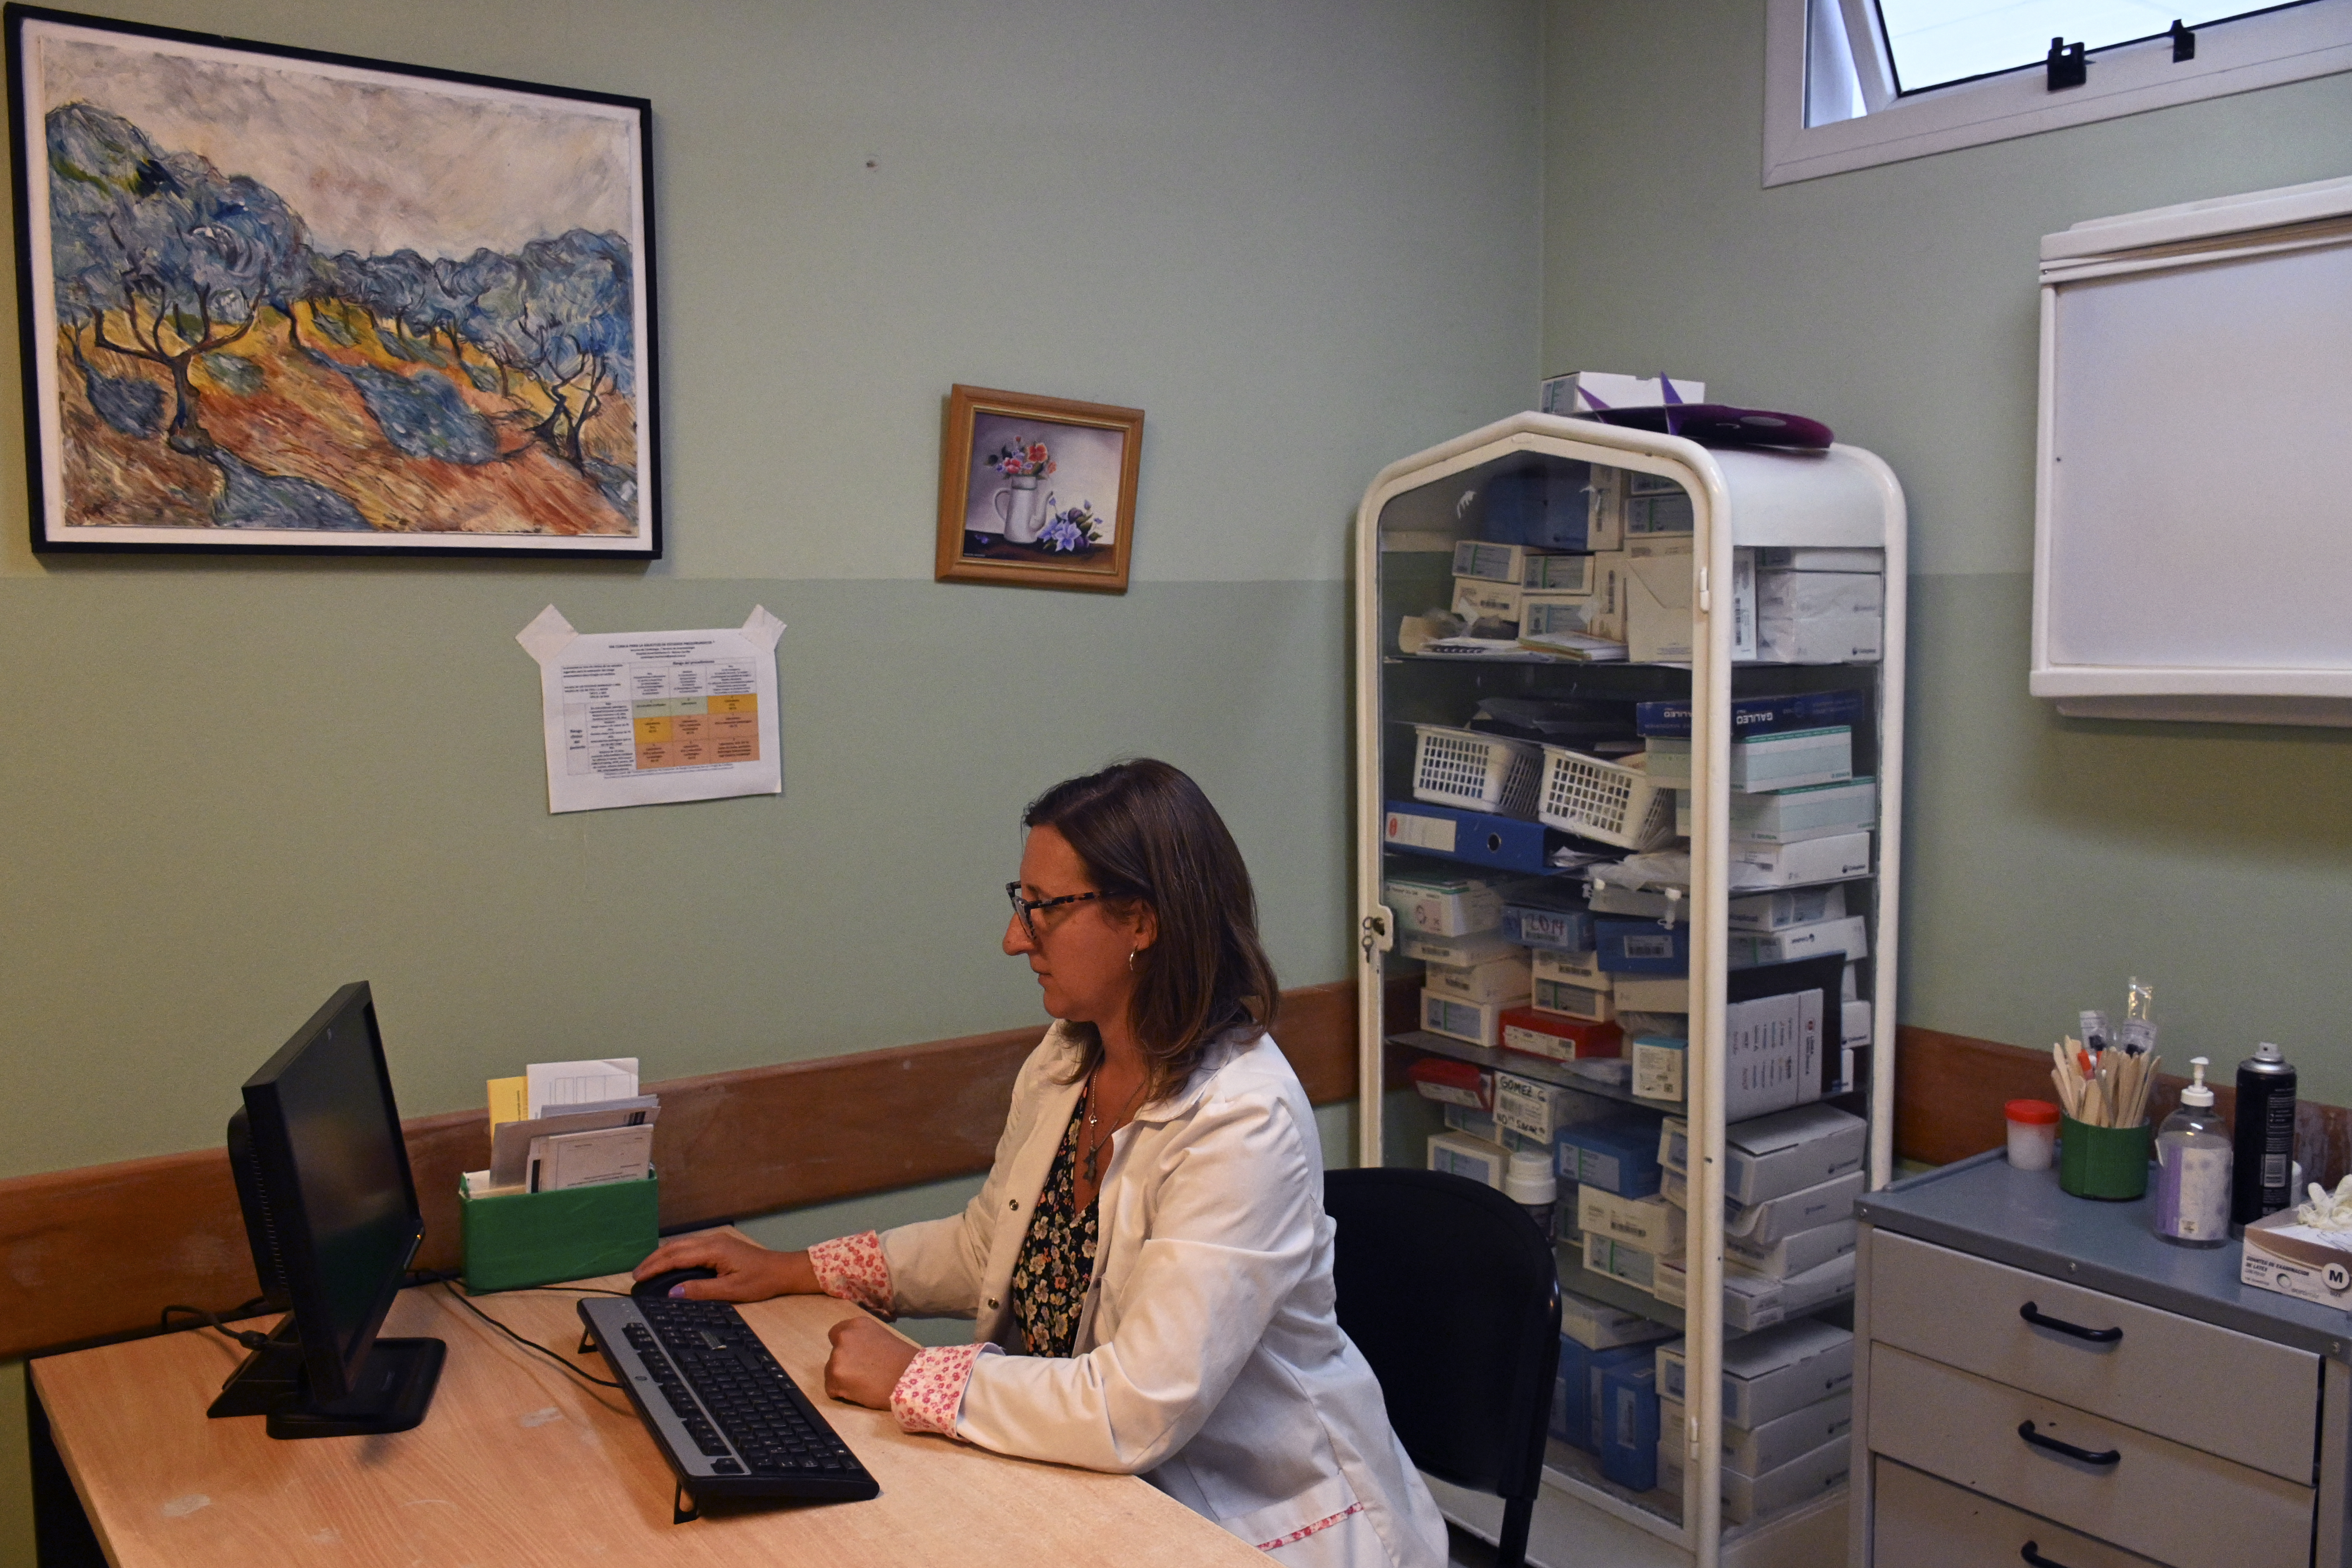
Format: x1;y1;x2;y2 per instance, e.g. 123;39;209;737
1022;758;1280;1101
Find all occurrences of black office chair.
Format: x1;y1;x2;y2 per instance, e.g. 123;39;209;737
1326;1167;1562;1568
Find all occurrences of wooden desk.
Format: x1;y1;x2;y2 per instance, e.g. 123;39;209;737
33;1277;1265;1568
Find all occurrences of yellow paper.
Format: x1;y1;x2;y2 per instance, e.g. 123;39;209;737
487;1076;528;1132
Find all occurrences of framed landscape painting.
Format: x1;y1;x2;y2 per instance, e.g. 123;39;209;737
935;384;1141;592
6;5;659;556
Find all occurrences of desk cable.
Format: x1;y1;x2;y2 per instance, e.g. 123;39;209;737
159;1301;272;1349
436;1280;628;1390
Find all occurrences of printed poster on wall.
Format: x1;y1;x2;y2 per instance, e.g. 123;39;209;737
516;604;784;813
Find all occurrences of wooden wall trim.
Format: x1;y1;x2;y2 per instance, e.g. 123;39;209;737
1892;1022;2350;1190
0;980;1358;1362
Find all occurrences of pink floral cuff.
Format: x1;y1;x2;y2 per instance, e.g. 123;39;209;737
890;1342;995;1436
807;1231;893;1315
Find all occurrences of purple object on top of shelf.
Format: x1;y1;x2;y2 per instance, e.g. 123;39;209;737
1580;403;1833;450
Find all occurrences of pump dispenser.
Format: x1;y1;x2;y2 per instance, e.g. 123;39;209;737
2155;1058;2231;1247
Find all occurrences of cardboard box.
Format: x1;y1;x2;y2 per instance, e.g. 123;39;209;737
1521;592;1598;638
1722;1251;1857;1331
1579;1188;1686;1255
1729;778;1878;845
1534;947;1608;986
1533;975;1614;1021
1614;973;1690;1012
1399;929;1526;967
1557;1118;1663;1198
1757;570;1882;618
1729;914;1869;969
1541;371;1705;416
1421;989;1507;1048
1597;1362;1662;1493
1723;1104;1869;1204
1385;870;1516;936
1523;553;1597;592
1582;550;1630;638
1658;1391;1854;1487
1635;690;1867;740
1427;1130;1510;1188
1451;576;1524;624
1407;1055;1492;1110
1500;1007;1622;1064
1587;883;1681;920
1730;831;1872;890
1501;893;1595;953
1551;1338;1655;1450
1596;917;1690;975
1725;1168;1865;1247
1726;884;1846;934
460;1171;660;1294
2242;1209;2352;1309
1726;1217;1859;1280
1624;536;1695;663
1626;491;1694;536
1723;989;1824;1123
1657;1317;1854;1429
1561;1288;1681;1350
1426;952;1534;1005
1842;999;1873;1049
1731;727;1854;793
1660;1432;1854;1525
1481;466;1591;551
1495;1072;1582;1142
1451;539;1560;584
1442;1103;1501;1142
1758;613;1883;664
1583;1232;1657;1290
1641;737;1692;787
1631;1037;1686;1103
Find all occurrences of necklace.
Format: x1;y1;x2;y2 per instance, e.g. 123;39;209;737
1080;1071;1146;1186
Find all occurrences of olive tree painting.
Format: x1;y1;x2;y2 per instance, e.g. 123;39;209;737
8;6;659;556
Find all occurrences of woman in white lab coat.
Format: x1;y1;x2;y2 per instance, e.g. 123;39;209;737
634;760;1446;1568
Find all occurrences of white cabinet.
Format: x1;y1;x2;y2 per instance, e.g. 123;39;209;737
1348;412;1907;1567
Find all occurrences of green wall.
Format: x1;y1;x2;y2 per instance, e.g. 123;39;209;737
1;3;1542;1560
1542;1;2352;1098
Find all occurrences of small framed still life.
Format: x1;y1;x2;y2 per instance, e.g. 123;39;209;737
935;384;1141;592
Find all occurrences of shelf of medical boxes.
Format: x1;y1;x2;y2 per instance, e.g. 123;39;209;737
1390;1031;1659;1117
1546;1432;1687;1531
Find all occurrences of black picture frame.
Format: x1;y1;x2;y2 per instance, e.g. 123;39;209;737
6;4;660;558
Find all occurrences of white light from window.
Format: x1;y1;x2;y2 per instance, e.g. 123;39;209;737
1876;0;2285;93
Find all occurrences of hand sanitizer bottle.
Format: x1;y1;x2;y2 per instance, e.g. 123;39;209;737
2155;1058;2231;1247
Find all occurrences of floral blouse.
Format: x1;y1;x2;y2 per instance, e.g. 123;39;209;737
1007;1096;1100;1358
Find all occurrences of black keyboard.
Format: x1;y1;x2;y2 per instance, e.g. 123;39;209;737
578;1296;879;1503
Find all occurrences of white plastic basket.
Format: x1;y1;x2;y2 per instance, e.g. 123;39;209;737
1536;746;1676;849
1410;725;1543;818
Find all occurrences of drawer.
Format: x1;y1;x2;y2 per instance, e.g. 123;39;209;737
1870;1229;2317;1481
1873;1457;2166;1568
1867;1344;2311;1568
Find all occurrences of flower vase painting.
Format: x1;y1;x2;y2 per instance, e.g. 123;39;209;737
8;7;659;556
937;385;1141;592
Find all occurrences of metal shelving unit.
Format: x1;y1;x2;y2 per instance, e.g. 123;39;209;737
1350;412;1907;1568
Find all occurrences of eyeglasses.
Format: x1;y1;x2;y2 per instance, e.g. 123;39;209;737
1005;881;1102;942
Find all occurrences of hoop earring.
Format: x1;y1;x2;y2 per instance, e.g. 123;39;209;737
1128;949;1141;972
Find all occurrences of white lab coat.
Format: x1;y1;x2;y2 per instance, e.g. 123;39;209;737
877;1024;1447;1568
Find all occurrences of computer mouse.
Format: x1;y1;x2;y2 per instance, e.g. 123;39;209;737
632;1266;718;1299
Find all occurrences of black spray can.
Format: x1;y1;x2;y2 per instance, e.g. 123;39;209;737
2232;1042;2298;1229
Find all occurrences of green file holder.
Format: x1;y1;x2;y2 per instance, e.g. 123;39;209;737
459;1170;660;1293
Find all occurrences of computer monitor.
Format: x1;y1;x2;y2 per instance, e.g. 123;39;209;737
208;981;445;1439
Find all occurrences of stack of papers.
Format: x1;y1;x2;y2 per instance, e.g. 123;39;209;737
467;1058;659;1195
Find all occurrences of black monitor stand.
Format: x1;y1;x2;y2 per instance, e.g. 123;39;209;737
208;1315;446;1439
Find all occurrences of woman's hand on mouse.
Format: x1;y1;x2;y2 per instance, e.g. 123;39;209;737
630;1233;818;1301
823;1315;919;1409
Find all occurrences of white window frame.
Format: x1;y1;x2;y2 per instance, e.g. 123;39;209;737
1765;0;2352;186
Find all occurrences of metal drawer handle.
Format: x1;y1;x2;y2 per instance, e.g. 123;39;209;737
2019;1301;2123;1344
2018;1420;2121;1467
2021;1544;2075;1568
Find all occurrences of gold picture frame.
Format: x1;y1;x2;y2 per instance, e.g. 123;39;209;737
935;384;1141;592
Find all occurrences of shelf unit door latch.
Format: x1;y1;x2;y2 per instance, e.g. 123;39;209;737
1698;564;1711;613
1359;906;1393;966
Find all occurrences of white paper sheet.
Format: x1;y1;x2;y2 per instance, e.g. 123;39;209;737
525;1057;640;1116
517;605;786;814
